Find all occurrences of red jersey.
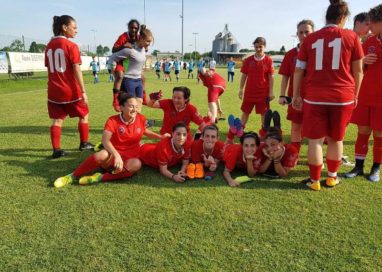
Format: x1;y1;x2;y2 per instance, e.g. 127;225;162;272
104;113;146;157
191;139;225;163
257;143;298;170
45;36;82;104
140;137;190;168
198;72;226;91
297;25;364;104
241;55;274;102
279;47;304;97
358;35;382;107
158;99;204;135
223;144;262;171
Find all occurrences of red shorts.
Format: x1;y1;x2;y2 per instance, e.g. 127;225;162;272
48;100;89;120
100;150;140;170
350;104;382;131
115;62;124;73
302;102;354;141
241;100;269;114
208;87;224;103
287;104;303;124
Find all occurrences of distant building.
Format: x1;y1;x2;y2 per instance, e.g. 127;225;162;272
156;52;183;60
212;24;247;63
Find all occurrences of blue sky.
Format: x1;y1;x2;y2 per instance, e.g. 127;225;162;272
0;0;380;54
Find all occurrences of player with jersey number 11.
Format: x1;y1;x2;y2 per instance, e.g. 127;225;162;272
292;0;364;191
45;15;94;159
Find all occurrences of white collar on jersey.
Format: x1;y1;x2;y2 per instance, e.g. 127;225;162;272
171;138;185;155
51;35;68;40
323;24;338;29
253;54;265;61
119;113;135;125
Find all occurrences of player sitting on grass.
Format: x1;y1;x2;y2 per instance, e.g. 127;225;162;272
223;131;261;187
139;122;189;183
198;68;226;123
54;94;167;188
187;124;225;180
257;127;298;178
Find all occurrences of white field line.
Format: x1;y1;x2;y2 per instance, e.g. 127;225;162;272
1;89;46;96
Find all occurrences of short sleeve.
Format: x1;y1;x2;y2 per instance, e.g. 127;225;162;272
240;58;249;74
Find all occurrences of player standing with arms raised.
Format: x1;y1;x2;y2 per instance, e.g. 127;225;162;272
292;0;363;191
45;15;94;159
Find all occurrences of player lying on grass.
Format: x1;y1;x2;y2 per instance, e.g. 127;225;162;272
257;127;298;178
187;124;225;180
54;94;168;188
139;122;189;183
223;131;261;187
198;68;226;123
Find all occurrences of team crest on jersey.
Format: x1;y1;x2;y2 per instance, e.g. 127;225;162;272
170;111;176;118
367;46;376;54
136;127;142;134
118;126;126;134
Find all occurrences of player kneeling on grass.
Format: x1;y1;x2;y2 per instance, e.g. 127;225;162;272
198;68;226;123
140;122;189;183
54;93;168;187
258;127;298;178
223;132;261;187
187;124;225;180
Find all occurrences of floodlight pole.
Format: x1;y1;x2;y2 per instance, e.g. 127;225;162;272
90;29;97;54
181;0;184;58
192;32;199;59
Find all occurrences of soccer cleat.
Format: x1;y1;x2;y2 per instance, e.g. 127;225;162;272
204;171;215;181
235;175;253;184
228;114;237;134
186;163;196;179
112;92;121;112
344;166;364;179
54;174;74;188
79;142;95;151
234;118;244;137
94;142;104;152
149;90;163;101
195;163;205;179
263;109;273;131
305;179;321;191
326;176;340;187
79;172;102;185
341;156;355;167
272;111;281;129
52;149;65;159
368;166;380;182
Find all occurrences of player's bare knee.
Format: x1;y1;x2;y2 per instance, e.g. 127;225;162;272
127;159;142;172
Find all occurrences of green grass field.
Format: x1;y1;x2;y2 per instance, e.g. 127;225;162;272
1;69;382;271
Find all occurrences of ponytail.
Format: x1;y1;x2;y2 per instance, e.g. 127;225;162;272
326;0;350;24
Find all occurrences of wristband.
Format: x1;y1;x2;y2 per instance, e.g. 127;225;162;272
273;160;281;164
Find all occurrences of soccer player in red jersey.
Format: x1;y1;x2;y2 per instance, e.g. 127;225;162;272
353;12;371;41
257;127;298;178
279;19;315;154
292;0;364;191
111;19;140;112
238;37;274;138
198;68;226;123
45;15;94;159
187;124;225;179
140;123;190;183
346;4;382;182
146;86;207;141
54;94;168;187
223;132;261;187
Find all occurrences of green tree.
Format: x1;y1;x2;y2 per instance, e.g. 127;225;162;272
152;49;160;57
103;46;110;55
239;48;252;53
29;41;46;53
280;45;286;54
96;45;104;56
7;39;25;52
202;51;212;58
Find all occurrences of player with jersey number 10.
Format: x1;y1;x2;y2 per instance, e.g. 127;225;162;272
45;15;94;159
292;0;364;191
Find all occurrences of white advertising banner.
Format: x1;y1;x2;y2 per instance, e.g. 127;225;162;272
0;51;8;74
8;52;46;73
